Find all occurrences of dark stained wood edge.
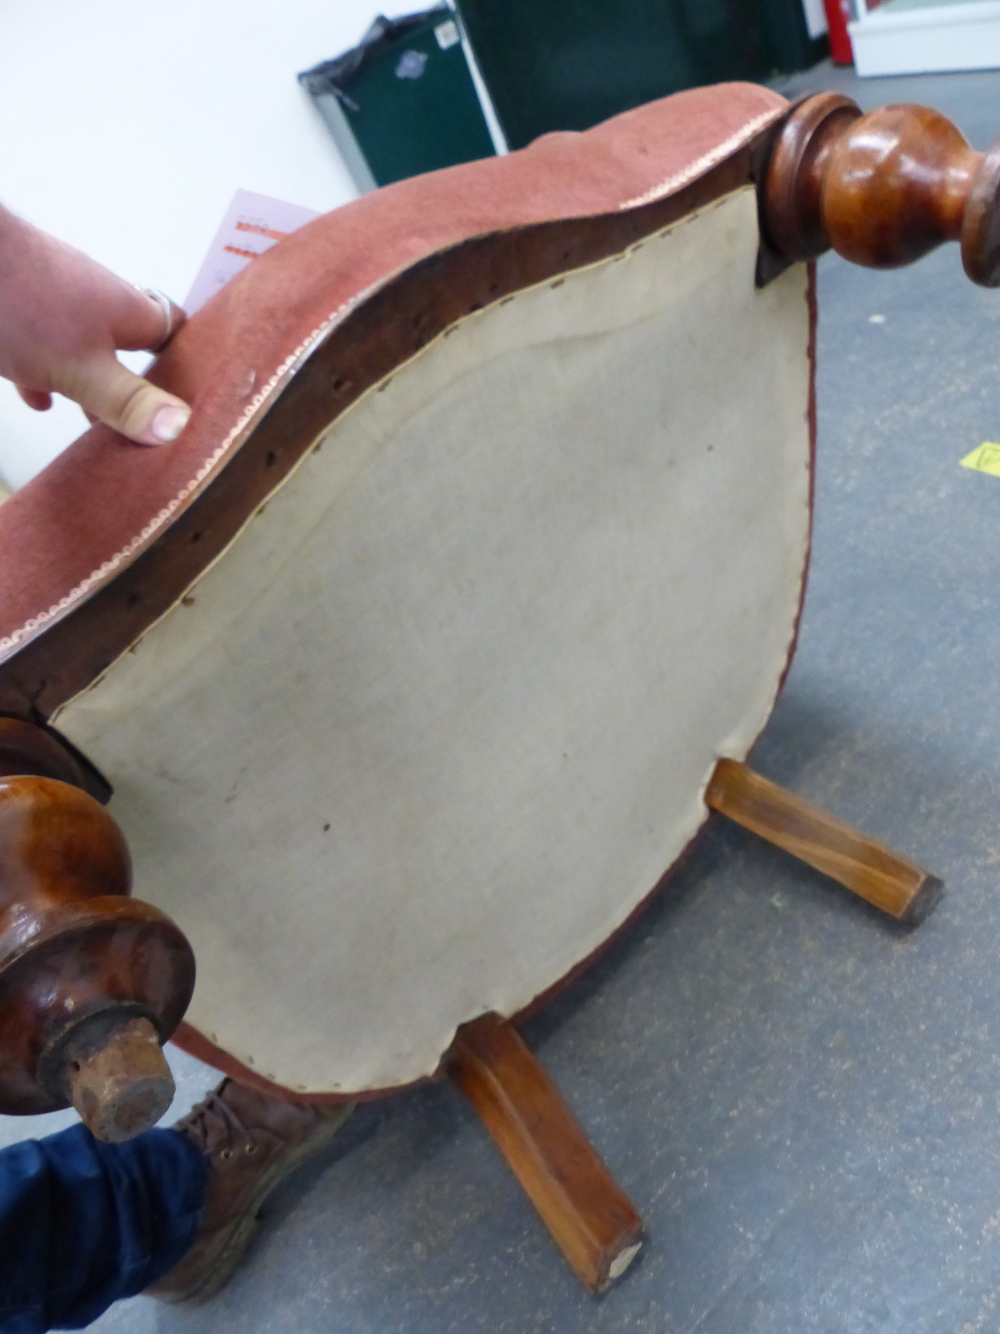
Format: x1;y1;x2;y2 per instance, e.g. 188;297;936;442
758;93;861;267
705;758;943;924
760;94;1000;286
775;259;818;705
0;714;111;804
753;94;816;288
447;1013;642;1293
0;135;770;722
962;137;1000;286
0;716;86;787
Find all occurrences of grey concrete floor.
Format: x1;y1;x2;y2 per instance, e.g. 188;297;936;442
8;57;1000;1334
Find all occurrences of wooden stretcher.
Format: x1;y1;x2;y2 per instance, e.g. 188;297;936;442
0;85;989;1290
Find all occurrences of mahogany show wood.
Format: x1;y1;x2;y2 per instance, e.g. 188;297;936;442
761;94;1000;284
448;1014;642;1292
705;759;943;924
0;724;194;1138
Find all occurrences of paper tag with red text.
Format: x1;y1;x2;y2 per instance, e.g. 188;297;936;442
184;189;319;314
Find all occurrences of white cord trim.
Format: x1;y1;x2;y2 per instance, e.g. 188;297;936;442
0;294;367;660
0;107;784;661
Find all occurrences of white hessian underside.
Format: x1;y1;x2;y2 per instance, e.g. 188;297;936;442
54;188;812;1093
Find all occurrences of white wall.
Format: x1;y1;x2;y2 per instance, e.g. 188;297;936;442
801;0;830;39
0;0;411;488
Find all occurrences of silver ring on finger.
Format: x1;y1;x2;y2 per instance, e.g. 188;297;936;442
136;286;176;352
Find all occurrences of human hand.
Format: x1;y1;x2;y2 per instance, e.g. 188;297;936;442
0;205;191;446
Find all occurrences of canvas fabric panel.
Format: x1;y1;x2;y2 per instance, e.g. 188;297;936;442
53;189;812;1094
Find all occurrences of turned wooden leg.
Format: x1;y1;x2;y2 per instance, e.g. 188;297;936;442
0;717;195;1140
760;93;1000;286
447;1013;642;1293
705;758;942;925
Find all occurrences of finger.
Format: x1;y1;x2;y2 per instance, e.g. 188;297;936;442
16;386;53;412
114;288;187;353
69;356;191;446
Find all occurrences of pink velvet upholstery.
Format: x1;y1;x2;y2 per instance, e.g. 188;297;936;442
0;82;786;662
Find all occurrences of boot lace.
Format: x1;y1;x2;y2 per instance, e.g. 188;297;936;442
174;1081;255;1157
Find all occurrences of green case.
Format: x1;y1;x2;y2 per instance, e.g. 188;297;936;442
300;9;496;192
456;0;828;152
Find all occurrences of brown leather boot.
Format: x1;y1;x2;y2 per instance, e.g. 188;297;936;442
145;1078;354;1305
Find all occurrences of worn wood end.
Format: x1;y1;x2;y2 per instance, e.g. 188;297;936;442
62;1015;174;1143
447;1013;642;1293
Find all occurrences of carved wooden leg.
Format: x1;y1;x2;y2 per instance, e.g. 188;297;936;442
760;93;1000;286
0;717;195;1140
705;758;943;925
447;1013;642;1293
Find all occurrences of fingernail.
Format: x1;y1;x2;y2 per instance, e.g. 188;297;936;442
151;405;190;443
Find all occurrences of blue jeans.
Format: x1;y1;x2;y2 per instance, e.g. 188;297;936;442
0;1123;207;1332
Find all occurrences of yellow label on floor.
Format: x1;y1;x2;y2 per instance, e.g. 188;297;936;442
960;443;1000;477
